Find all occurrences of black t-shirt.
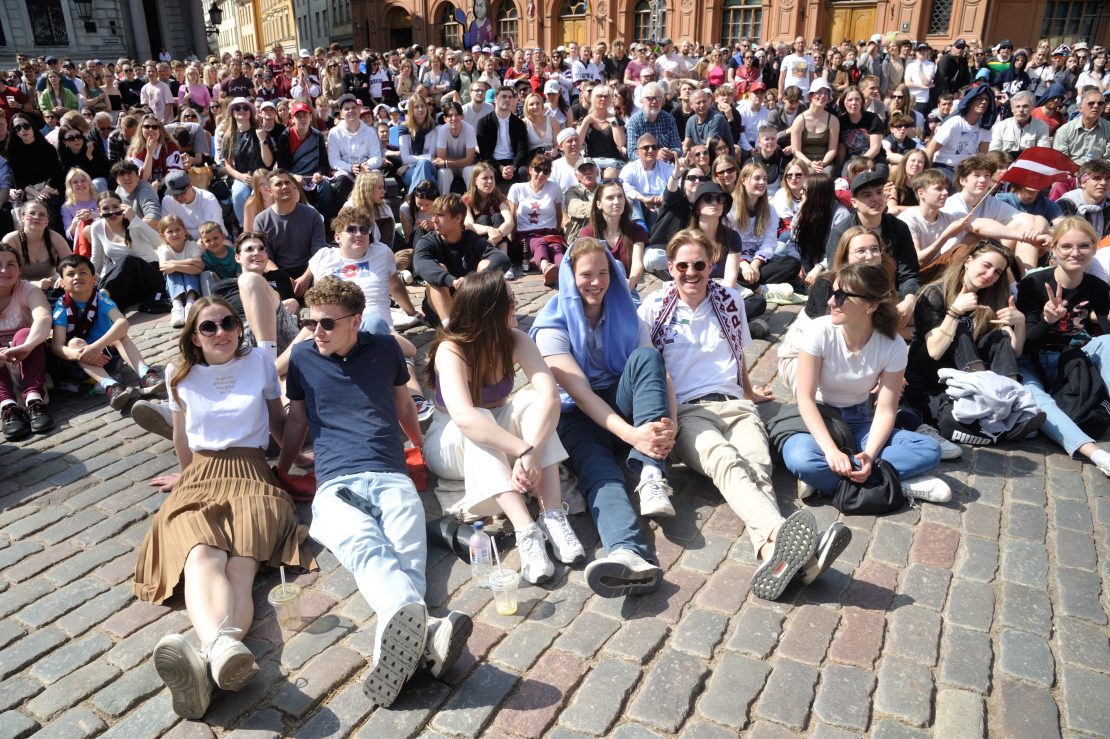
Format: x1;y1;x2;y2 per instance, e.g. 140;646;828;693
751;147;788;186
911;283;977;341
838;110;887;164
212;268;295;321
569;102;589;121
1017;270;1110;353
605;55;630;85
885;134;918;158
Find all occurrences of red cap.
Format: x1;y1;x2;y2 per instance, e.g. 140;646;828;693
360;107;373;115
749;81;767;93
290;102;312;116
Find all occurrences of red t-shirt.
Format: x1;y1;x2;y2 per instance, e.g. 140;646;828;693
578;223;650;274
0;86;29;121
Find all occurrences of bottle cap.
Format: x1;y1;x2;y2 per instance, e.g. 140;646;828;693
474;520;484;530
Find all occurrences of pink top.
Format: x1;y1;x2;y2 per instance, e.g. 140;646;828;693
179;84;211;110
0;281;35;346
708;65;727;87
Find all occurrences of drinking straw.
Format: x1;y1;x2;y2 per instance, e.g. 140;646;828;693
491;537;505;582
280;566;287;595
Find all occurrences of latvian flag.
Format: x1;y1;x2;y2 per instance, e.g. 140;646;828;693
998;147;1079;191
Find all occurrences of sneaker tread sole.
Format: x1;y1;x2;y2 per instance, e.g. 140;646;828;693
154;635;210;720
211;643;258;692
750;510;818;601
362;603;427;708
585;558;663;598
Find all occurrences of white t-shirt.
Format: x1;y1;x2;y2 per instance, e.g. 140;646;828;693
637;287;752;404
166;348;282;452
898;208;962;264
941;192;1020;225
930;115;987;167
157;239;203;264
781;54;815;94
904;60;936;103
550;157;579;193
797;315;908;407
436;121;478;161
308;244;396;326
508;180;564;231
738;104;769;150
463;102;494;129
493;113;514;161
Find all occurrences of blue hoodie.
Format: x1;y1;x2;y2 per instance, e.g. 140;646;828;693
946;81;998;130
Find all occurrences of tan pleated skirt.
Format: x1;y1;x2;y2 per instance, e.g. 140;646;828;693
133;447;317;605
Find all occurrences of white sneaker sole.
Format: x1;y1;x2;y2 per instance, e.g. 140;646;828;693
424;611;473;679
800;522;853;585
210;642;258;691
585;557;663;598
153;634;210;720
362;603;427;708
131;401;174;441
751;510;818;601
639;498;676;517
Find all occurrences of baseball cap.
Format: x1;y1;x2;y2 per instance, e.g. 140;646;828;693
1073;42;1089;51
998;39;1013;49
850;170;887;196
163;170;192;197
1053;44;1071;57
749;81;767;93
360;107;373;116
45;56;58;64
954;38;968;48
557;128;579;145
575;157;596;171
916;42;931;51
870;34;882;44
335;93;359;108
290;102;312;116
544;79;561;94
258;100;276;111
492;45;501;52
299;49;312;58
472;46;481;53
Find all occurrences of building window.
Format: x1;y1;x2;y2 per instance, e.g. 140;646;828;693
323;9;328;34
26;0;69;46
316;11;321;37
719;0;760;48
439;5;462;48
632;0;651;43
926;0;953;35
1040;1;1100;48
496;4;518;42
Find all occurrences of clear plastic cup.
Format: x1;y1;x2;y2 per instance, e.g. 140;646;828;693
488;570;520;616
267;583;303;631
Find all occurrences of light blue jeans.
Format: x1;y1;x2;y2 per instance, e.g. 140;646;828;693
164;270;200;300
92;177;109;193
403;158;439;190
1017;335;1110;456
231;179;251;226
781;402;942;494
309;471;426;661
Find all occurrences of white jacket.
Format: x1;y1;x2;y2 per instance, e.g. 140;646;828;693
327;121;383;175
88;217;162;275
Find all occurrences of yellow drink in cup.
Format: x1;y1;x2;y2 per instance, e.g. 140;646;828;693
488;570;520;616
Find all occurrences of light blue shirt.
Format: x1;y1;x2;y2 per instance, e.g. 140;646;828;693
618;158;674;204
0;154;11;191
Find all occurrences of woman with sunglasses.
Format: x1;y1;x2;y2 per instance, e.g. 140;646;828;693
789;79;839;175
508;153;566;285
221;99;274;226
455;55;482;106
643;164;708;265
322;59;347;109
577;86;627;173
2;201;71;296
579;180;648;297
886;84;924;133
772;159;810;237
137;294;316;720
58;124;112;194
1016;218;1110;475
88;191;167;309
1077;51;1109;94
6;113;65;216
129;115;184;192
290;63;321;103
423;270;585;584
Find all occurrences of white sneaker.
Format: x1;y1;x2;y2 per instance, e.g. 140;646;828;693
398;269;413;285
131;400;173;441
170;304;186;328
636;478;675;517
585;547;662;598
154;634;212;720
391;308;423;331
202;617;257;692
750;510;818;601
915;424;963;460
799;521;852;585
902;475;953;504
362;602;427;708
797;477;818;499
763;283;795;303
1096;456;1110;479
537;504;586;564
516;523;555;584
422;611;472;679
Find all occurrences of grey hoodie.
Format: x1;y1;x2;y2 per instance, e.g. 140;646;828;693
1057;187;1110;239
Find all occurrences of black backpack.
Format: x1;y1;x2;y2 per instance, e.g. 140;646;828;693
831;457;906;515
1047;346;1110;439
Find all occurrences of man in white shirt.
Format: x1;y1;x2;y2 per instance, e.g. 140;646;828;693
926;84;990;173
327;94;384;205
619;134;673;231
551;128;584;192
434;101;478;196
161;171;226;241
463;82;493;128
737;82;770;150
778;37;815;96
638;229;848;601
653;38;690;81
904;43;936;116
989;91;1050;155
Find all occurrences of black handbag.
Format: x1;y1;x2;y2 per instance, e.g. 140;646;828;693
831;456;906;515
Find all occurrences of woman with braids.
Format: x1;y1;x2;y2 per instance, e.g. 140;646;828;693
422;270;585;585
0;244;55;439
1;201;71;296
136;295;316;720
88;190;166;310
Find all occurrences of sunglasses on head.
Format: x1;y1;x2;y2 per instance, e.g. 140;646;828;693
301;314;357;331
831;288;867;307
196;315;238;336
700;194;726;205
673;260;708;273
344;224;371;235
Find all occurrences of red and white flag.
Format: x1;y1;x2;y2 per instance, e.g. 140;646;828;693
998;147;1079;191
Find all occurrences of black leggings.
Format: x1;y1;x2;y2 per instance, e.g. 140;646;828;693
736;255;802;292
98;255;166;310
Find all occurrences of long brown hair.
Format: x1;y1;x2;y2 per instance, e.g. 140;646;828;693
424;270;516;406
16;201;60;272
587;181;634;272
128;115;171;158
832;262;900;339
927;240;1015;341
735;160;773;237
888;148;932;204
464;162;505;217
169;295;247;406
96;191;132;252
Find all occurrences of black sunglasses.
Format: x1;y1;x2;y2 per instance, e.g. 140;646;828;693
196;315;238;336
831;288;867;307
102;207;124;218
685;174;710;183
142;123;160;130
638;144;660;152
231;105;251;113
700;193;727;205
302;314;357;331
674;260;709;272
63;134;83;142
12;123;32;132
532;166;552;174
344;224;371;235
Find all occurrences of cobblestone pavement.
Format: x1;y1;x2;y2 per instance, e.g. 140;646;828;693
2;273;1109;739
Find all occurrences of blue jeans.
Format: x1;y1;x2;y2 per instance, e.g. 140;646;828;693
231;179;251;226
360;313;391;335
164;270;201;300
309;471;426;661
92;177;109;193
403;159;439;190
1017;335;1110;456
556;347;670;561
781;402;943;494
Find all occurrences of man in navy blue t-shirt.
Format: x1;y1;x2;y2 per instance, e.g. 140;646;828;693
278;276;472;708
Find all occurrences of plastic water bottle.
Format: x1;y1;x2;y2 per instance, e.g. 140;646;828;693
469;521;493;587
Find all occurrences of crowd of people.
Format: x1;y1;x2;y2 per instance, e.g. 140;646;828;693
1;31;1109;720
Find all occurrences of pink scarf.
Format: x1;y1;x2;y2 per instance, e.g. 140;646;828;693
650;280;748;376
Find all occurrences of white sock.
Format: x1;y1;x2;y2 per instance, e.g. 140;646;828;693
138;364;151;378
185;298;195;309
441;317;450;328
99;377;118;389
259;341;277;361
1092;449;1110;468
172;298;183;308
0;399;15;409
640;464;663;481
24;393;42;403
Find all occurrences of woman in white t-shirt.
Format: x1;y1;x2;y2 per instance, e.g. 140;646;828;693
136;296;316;720
781;261;951;503
507;153;565;285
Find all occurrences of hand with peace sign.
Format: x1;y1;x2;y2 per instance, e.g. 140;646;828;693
990;295;1022;328
952;283;979;315
1042;281;1069;324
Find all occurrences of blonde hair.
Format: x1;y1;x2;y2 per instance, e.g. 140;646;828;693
63;168;94;205
243;168;273;214
1052;216;1099;251
350;171;392;221
127;115;171;158
734;160;774;237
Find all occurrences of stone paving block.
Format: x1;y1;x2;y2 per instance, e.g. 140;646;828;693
320;568;358;600
71;509;146;548
279;614;354;670
34;510;106;547
251;590;336;643
812;664;876;733
999;582;1054;638
679;532;732;574
446;584;493;619
560;658;641;736
679;721;739;739
297;682;375;739
0;710;38;739
0;507;68;540
702;503;745;537
1009;475;1047;507
946;578;995;633
843;560;897;612
162;723;215;739
809;725;861;739
696;652;770;730
897;563;951;612
528;582;592;629
921;499;963;530
726;605;785;659
828;606;885;669
588;589;646;622
954;536;999;583
933;689;984;739
2;543;78;584
101;600;170;638
106;610;190;670
0;625;66;679
1055;529;1097;572
998;628;1055;687
671;608;729;659
43;538;130;587
802;562;855;607
962;503;1000;540
27;660;121;721
63;478;133;512
938;626;992;694
548;730;590;739
1057;616;1110;672
911;522;960;569
635;568;705;624
1053;498;1094;534
205;659;284;729
0;620;23;650
1056;566;1107;625
746;722;799;739
91;453;155;483
91;658;161;718
440;621;504;688
490;621;558;672
552;611;619;660
693;561;752;615
341;592;374;624
1047;468;1086;500
603;617;669;664
834;528;869;567
627;649;710;733
28;631;112;684
14;577;107;629
609;725;667;739
431;663;519;739
996;678;1061;739
752;658;819;732
98;692;179;739
0;676;42;712
97;485;161;516
887;606;942;666
29;706;106;739
1096;497;1110;525
272;645;363;718
874;655;934;728
56;583;134;637
656;496;714;543
1001;539;1049;589
868;522;914;568
776;604;839;666
0;540;45;573
1060;666;1110;737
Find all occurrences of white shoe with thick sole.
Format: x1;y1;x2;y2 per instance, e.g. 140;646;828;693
763;283;795;303
204;626;258;692
799;521;853;585
154;634;212;720
585;548;662;598
636;478;675;517
902;475;953;503
915;424;963;460
536;504;586;564
170;305;186;328
131;400;174;441
422;611;473;679
750;510;818;601
362;602;427;708
516;523;555;584
797;477;818;500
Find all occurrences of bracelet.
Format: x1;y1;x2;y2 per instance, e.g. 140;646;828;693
518;445;533;458
946;308;964;319
939;328;955;340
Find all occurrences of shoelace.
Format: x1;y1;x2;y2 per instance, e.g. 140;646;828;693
519;527;547;560
641;480;669;501
201;615;244;661
545;509;577;547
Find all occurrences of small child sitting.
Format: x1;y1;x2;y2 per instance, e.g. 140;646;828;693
883;112;923;166
377;121;400;180
750;126;789;196
50;254;165;410
198;220;239;291
156;214;205;328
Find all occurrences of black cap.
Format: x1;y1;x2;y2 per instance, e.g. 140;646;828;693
692;182;733;214
954;38;968;48
999;39;1013;48
850;170;887;196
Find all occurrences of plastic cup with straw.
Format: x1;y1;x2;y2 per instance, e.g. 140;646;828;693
267;565;303;632
488;537;519;616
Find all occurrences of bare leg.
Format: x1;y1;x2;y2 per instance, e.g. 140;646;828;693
114;336;147;372
533;464;562;514
183;545;237;649
67;338;113;382
1077;442;1100;461
282;298;300;317
239;272;277;343
758;523;783;561
493;490;535;531
223;555;261;639
425;285;454;324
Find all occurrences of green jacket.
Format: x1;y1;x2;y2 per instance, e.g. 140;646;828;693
39;86;79;111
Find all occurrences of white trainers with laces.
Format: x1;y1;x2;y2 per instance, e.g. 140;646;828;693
422;611;473;679
154;633;212;720
902;475;953;503
170;304;186;328
516;523;555;584
763;283;795;303
915;424;963;460
203;617;257;692
1096;456;1110;479
636;478;675;517
585;548;662;598
799;521;853;585
537;504;586;564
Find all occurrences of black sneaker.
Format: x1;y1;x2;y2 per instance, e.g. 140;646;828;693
25;400;54;434
1;403;31;440
139;371;166;396
106;384;134;410
749;319;770;341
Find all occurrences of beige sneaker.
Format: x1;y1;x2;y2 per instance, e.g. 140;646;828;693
154;634;212;720
204;633;258;691
636;478;675;517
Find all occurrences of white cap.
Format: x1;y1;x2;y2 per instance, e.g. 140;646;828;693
870;34;883;44
543;79;561;94
557;45;566;52
472;45;481;53
299;49;311;58
491;45;501;52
